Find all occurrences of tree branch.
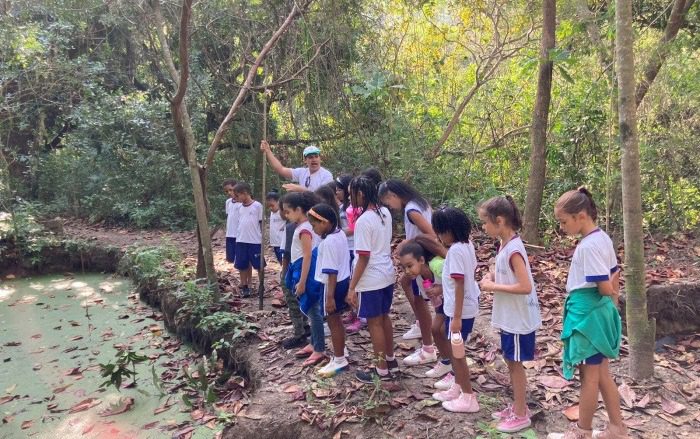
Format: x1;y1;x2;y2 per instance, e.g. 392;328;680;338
205;1;312;169
172;0;193;106
249;39;329;91
635;0;695;107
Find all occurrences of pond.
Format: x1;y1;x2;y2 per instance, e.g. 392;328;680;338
0;273;217;438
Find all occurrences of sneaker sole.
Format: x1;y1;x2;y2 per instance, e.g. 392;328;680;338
403;357;438;367
401;334;422;340
442;401;480;413
318;365;348;378
497;419;532;433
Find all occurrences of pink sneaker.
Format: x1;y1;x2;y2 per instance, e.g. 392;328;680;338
492;404;532;420
592;423;630;439
342;313;355;324
497;413;531;433
345;318;362;334
442;391;480;413
432;383;461;401
433;372;455;390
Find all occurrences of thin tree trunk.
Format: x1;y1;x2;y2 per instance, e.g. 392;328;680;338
522;0;555;244
153;0;218;292
635;0;695;107
616;0;655;380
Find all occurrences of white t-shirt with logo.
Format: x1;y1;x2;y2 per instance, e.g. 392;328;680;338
225;199;241;238
236;201;263;244
442;241;480;319
315;229;351;285
404;200;432;240
566;228;619;292
290;221;321;263
491;236;541;334
290;167;334;192
353;207;395;292
269;210;286;247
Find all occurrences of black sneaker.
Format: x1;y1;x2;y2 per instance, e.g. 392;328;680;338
355;368;392;384
241;286;251;298
387;359;400;374
282;335;307;350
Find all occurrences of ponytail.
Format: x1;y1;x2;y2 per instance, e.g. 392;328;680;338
479;195;523;230
556;186;598;220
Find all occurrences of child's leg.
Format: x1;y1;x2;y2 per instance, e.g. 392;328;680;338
432;313;450;362
598;359;625;427
578;363;601;430
413;297;434;347
307;302;325;354
366;316;387;369
327;314;345;357
507;360;528;416
284;286;306;337
382;313;394;359
452;356;473;393
399;273;418;317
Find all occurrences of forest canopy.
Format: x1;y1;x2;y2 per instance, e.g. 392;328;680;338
1;0;699;234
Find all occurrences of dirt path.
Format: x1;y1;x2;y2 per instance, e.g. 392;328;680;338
61;220;700;438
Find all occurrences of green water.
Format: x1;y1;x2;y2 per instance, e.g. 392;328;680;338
0;274;217;439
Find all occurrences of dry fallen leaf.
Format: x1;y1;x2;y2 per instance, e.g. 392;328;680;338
538;375;570;389
660;397;686;415
69;398;101;413
21;420;33;430
618;382;636;409
563;404;579;421
99;396;134;417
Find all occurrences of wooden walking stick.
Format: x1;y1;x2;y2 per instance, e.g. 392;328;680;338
258;89;269;311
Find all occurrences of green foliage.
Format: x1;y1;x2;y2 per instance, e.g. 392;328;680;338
121;245;180;283
99;347;148;391
181;357;217;406
174;280;216;323
197;311;258;338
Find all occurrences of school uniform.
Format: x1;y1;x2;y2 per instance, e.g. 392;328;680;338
491;235;541;362
339;203;355;267
442;241;481;340
561;228;621;379
354;207;396;319
269;210;286;262
315;229;351;316
234;201;263;270
225;199;241;263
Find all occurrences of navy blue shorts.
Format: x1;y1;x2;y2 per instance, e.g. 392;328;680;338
234;242;262;270
349;250;354;269
445;316;475;341
410;278;431;301
357;284;394;319
435;305;445;316
500;331;536;362
226;237;236;263
273;246;284;263
322;278;350;316
582;352;606;365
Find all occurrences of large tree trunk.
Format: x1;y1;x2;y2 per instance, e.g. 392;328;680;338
522;0;555;244
616;0;655;380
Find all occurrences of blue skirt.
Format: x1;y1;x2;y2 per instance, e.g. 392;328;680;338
285;248;323;317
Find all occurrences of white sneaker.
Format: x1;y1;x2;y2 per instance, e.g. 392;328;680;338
403;346;438;366
433;372;455;390
402;323;422;340
344;346;349;358
324;322;331;337
425;361;452;378
317;356;349;378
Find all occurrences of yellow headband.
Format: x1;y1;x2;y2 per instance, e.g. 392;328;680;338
308;209;329;223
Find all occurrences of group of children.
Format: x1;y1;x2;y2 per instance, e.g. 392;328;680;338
223;169;629;439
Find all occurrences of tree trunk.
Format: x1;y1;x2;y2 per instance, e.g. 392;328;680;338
522;0;555;244
616;0;655;380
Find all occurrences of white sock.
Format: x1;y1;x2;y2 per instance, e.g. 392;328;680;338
385;355;395;362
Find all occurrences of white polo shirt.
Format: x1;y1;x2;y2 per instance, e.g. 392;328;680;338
566;228;619;292
236;201;263;244
404;200;432;240
269;210;286;247
290;221;321;263
225;199;241;238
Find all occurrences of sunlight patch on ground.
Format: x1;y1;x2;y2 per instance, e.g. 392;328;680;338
0;286;15;302
29;282;46;291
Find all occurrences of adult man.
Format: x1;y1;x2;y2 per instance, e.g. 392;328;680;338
260;140;333;192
